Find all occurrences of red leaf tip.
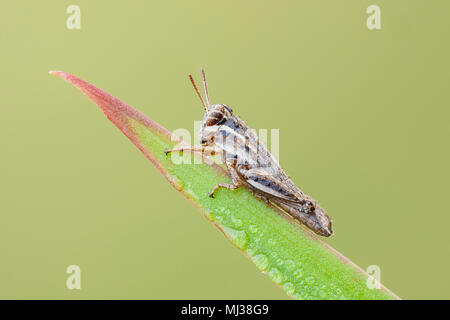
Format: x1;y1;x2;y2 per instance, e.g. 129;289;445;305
48;70;68;79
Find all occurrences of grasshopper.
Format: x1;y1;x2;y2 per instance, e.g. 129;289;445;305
165;69;333;237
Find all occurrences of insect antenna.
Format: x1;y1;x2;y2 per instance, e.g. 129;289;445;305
201;68;210;107
189;74;207;111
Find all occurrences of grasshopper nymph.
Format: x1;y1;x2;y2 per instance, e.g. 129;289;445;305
165;69;333;237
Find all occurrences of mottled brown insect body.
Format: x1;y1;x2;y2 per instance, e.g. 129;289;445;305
165;69;333;237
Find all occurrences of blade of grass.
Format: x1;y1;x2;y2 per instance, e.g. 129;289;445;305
50;70;399;300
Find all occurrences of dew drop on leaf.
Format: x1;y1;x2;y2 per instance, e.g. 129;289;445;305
248;224;258;234
253;254;269;271
283;282;296;296
268;267;284;284
222;226;248;249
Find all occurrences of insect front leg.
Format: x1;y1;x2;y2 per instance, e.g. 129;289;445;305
209;163;241;198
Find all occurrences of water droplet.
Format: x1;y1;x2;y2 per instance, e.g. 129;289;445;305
246;248;255;256
222;226;248;248
294;268;304;279
318;290;328;299
283;282;296;296
284;260;295;271
248;224;258;234
309;288;321;300
231;215;243;228
270;252;281;266
214;214;224;224
268;267;284;284
305;276;315;285
253;254;269;270
293;293;304;300
300;284;310;295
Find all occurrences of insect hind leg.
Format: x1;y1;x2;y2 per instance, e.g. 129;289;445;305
249;189;270;205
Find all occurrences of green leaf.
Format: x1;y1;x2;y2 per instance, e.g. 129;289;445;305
50;70;399;300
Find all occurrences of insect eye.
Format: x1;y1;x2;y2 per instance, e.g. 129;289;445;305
206;116;226;126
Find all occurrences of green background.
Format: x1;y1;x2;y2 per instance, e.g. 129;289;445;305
1;1;449;299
